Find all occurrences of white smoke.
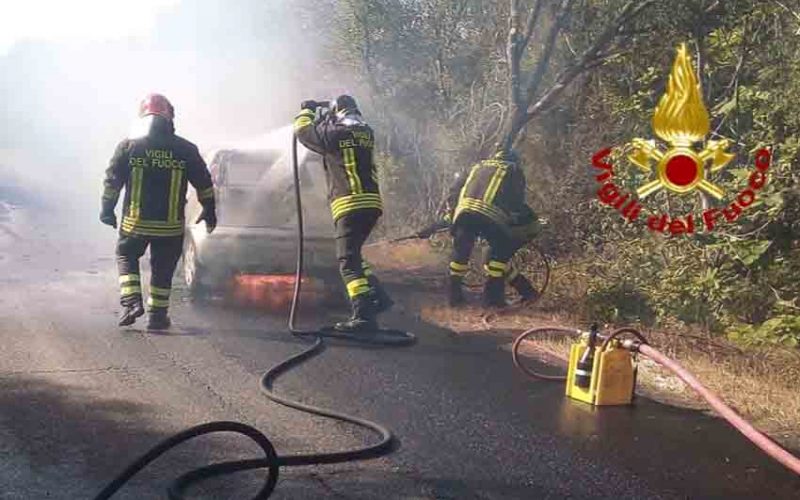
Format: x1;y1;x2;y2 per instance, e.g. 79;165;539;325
0;0;327;229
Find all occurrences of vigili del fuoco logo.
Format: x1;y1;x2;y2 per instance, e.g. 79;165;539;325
591;43;772;236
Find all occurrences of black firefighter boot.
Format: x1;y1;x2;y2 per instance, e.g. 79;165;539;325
368;276;395;314
147;308;171;330
447;275;465;307
119;297;145;326
483;276;507;308
510;275;539;303
335;293;378;333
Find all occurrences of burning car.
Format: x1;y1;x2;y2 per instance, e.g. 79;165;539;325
182;144;343;307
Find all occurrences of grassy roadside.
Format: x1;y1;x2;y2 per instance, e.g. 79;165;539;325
365;238;800;450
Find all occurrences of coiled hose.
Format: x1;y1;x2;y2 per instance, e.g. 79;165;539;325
93;133;415;499
511;326;800;476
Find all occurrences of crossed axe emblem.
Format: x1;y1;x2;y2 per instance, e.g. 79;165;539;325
627;138;735;200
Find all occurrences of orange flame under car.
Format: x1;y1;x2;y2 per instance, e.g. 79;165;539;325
231;274;321;310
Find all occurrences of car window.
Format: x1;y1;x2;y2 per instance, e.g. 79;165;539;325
212;149;329;230
227;161;266;185
224;152;277;186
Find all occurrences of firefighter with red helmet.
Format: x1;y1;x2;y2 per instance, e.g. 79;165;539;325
293;95;393;332
100;94;216;329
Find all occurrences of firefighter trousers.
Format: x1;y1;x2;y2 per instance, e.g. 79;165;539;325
449;212;514;279
116;234;184;312
334;208;382;300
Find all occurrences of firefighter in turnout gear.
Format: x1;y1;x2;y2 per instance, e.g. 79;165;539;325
100;94;216;330
445;149;532;308
294;95;393;333
418;168;541;306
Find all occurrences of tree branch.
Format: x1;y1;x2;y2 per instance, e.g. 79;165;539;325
524;0;655;122
524;0;575;106
508;0;524;109
502;0;549;152
520;0;545;55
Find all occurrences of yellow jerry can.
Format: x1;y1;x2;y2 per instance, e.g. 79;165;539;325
565;339;636;406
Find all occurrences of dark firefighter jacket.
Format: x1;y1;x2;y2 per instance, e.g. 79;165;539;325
102;121;215;238
293;109;382;222
452;156;527;230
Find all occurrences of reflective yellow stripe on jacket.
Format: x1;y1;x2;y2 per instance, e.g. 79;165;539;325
483;166;507;205
167;169;184;224
454;198;510;226
128;167;144;219
330;193;383;221
121;216;184;237
342;147;363;194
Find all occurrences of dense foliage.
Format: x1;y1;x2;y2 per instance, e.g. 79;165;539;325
302;0;800;347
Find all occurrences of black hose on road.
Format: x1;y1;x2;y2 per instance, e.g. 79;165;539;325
94;132;414;499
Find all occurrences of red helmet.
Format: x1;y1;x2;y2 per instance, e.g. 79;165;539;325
138;93;174;120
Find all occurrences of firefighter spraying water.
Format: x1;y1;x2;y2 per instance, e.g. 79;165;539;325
293;95;394;333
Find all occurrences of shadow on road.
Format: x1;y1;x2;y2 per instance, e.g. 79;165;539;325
0;375;341;499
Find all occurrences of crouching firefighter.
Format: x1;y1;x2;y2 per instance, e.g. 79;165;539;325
445;149;532;308
293;95;393;333
418;172;541;305
100;94;217;329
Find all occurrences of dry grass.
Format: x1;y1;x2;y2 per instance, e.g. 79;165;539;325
366;239;800;449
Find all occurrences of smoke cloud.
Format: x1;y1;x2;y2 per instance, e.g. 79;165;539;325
0;0;329;235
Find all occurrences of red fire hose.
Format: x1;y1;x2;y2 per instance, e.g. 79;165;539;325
512;326;800;477
636;343;800;476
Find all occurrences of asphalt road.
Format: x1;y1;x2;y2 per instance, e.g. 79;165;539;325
1;206;799;499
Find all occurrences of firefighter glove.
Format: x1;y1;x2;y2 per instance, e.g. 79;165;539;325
100;197;117;228
100;210;117;229
301;100;319;111
196;204;217;234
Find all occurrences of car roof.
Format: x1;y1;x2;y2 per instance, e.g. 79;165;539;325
211;149;281;165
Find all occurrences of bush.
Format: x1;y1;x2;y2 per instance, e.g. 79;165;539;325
728;315;800;348
584;280;656;326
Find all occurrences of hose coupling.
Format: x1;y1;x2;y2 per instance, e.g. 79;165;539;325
621;338;643;352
